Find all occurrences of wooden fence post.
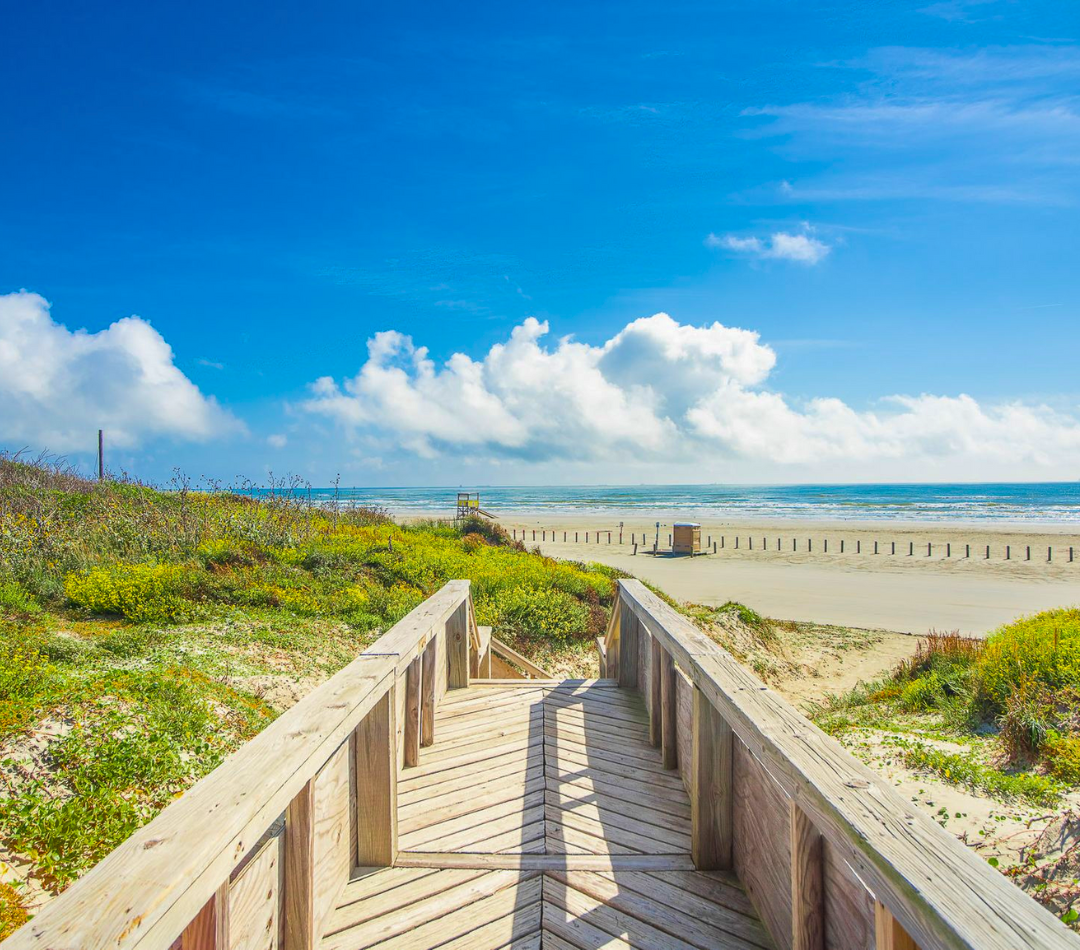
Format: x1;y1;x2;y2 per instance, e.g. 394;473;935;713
875;902;918;950
403;657;421;767
420;637;437;747
691;688;732;870
284;780;315;950
661;649;678;770
447;601;469;689
649;637;663;748
355;687;397;867
181;882;229;950
790;800;825;950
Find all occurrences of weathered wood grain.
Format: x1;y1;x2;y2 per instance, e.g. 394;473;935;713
283;781;314;950
227;834;280;950
403;656;421;768
354;688;397;867
692;685;733;871
661;647;678;770
420;638;437;747
790;800;825;950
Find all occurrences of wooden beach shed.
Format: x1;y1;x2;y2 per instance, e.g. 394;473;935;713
672;521;701;554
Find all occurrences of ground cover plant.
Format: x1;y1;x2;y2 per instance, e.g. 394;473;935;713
808;617;1080;924
0;453;619;935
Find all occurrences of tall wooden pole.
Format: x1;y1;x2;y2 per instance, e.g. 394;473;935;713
97;429;104;480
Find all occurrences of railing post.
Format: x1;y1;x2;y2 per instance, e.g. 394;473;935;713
181;881;229;950
618;603;639;688
447;601;469;689
284;780;315;950
790;800;825;950
649;637;663;747
420;637;437;747
660;648;678;770
354;686;398;867
403;656;421;767
691;687;732;870
875;902;918;950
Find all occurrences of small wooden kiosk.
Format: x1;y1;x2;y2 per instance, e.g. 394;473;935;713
672;521;701;555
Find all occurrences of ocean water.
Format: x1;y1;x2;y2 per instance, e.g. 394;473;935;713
258;483;1080;524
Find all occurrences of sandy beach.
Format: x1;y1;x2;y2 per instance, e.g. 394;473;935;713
402;509;1080;634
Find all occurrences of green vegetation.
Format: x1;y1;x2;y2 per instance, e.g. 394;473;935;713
0;454;619;930
811;618;1080;806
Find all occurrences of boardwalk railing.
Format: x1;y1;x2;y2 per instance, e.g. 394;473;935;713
603;578;1075;950
5;580;476;950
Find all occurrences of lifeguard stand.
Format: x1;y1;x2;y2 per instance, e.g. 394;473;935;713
456;492;481;521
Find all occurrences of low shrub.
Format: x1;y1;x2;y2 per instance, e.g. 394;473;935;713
482;585;589;641
64;563;189;624
977;609;1080;712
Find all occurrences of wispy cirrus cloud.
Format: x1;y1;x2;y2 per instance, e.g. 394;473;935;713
706;228;831;265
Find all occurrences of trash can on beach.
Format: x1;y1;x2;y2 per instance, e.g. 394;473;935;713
672;522;700;555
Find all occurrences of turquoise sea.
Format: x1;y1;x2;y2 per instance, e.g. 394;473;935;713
255;483;1080;525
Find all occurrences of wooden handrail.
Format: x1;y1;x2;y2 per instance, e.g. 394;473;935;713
615;579;1077;950
6;581;473;950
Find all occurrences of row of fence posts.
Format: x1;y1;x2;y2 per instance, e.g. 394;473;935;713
508;528;1075;562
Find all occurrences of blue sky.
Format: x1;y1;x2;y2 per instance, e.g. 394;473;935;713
2;0;1078;486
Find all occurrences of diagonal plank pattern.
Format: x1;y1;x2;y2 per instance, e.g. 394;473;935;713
324;681;772;950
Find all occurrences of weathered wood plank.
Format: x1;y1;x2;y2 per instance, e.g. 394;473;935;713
354;688;397;867
692;685;733;871
661;647;678;770
403;656;421;768
227;833;280;950
649;637;663;748
283;781;314;950
393;853;697;870
420;638;437;747
876;902;919;950
446;601;470;689
790;800;825;950
181;883;228;950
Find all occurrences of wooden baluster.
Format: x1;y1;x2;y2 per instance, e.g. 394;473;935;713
447;601;469;689
403;656;421;767
790;800;825;950
284;780;315;950
618;606;640;688
875;902;918;950
181;881;229;950
355;687;398;867
691;687;732;870
649;637;663;748
660;648;678;769
420;637;436;747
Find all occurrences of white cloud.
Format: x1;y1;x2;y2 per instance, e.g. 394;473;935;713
301;313;1080;472
707;229;831;264
0;291;241;452
267;434;288;448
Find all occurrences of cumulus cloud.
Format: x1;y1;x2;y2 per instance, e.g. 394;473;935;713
0;291;241;451
707;230;831;264
267;433;288;448
301;313;1080;471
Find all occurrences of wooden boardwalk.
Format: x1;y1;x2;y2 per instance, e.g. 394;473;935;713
322;681;773;950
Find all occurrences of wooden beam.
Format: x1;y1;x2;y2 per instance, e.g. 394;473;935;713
790;799;825;950
876;902;919;950
595;637;607;679
354;688;397;867
691;687;732;871
420;637;437;747
180;882;228;950
660;648;677;770
618;606;640;689
649;637;663;748
446;601;470;689
403;657;421;767
489;637;552;679
284;780;315;950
